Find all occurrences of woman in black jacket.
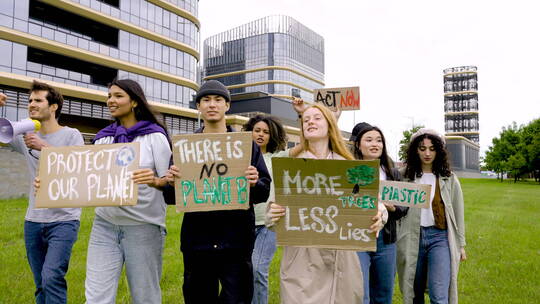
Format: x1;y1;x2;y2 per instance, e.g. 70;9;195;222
350;122;408;304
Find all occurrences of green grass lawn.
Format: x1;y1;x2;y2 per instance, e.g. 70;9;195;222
1;179;538;303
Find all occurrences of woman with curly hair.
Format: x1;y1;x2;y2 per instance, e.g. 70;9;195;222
243;114;287;304
396;128;466;304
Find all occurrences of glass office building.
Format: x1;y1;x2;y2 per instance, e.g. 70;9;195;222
203;15;324;102
0;0;201;141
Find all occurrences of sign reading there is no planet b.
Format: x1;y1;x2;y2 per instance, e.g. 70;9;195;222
36;142;140;208
172;132;252;213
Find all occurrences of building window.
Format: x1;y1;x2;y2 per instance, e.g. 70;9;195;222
27;47;117;87
29;0;119;47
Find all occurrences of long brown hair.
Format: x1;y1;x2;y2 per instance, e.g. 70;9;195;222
404;134;451;180
299;104;353;160
108;78;171;147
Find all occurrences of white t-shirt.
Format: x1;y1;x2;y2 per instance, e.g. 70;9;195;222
379;166;387;181
94;132;171;228
417;173;437;227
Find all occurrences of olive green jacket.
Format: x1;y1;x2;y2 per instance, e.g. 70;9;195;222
396;173;466;304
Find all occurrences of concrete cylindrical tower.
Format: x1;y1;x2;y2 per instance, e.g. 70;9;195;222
443;66;479;143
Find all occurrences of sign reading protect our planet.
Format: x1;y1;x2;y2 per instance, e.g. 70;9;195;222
313;86;360;111
36;142;140;208
379;180;431;208
172;132;252;212
272;158;379;251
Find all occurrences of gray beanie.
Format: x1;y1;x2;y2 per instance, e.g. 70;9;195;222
195;80;231;103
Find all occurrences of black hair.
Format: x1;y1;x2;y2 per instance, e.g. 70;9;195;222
30;80;63;120
404;133;452;180
352;125;396;180
108;78;171;147
243;114;287;153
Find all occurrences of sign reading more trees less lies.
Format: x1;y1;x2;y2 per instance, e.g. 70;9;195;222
313;86;360;111
36;142;140;208
172;132;252;212
273;158;379;251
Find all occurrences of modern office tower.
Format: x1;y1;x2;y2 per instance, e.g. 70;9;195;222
443;66;479;143
0;0;201;141
443;66;480;176
202;15;325;102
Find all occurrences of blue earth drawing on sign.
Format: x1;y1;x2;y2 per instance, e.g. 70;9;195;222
116;146;135;167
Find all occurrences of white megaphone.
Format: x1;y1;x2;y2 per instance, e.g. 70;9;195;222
0;118;41;143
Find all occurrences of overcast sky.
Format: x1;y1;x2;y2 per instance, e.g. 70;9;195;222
199;0;540;160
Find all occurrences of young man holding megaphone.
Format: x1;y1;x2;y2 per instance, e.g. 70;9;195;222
0;81;84;304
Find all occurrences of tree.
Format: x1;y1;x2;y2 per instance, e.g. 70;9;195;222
507;153;527;183
520;118;540;182
398;125;424;162
483;138;507;181
484;122;527;182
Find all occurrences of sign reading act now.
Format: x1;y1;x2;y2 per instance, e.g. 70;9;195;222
314;86;360;111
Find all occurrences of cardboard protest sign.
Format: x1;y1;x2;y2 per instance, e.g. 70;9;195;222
313;86;360;111
35;142;140;208
172;132;252;212
272;158;379;251
379;180;431;209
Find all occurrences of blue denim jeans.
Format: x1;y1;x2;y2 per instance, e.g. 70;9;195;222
24;220;80;304
413;226;451;304
357;232;396;304
85;215;166;304
251;225;277;304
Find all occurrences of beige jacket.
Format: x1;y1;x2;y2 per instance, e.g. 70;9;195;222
396;173;466;304
271;150;366;304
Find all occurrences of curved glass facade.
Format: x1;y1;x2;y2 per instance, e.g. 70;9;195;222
203;15;324;102
0;0;200;135
76;0;199;49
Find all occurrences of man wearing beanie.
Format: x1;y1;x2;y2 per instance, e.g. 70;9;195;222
167;80;271;303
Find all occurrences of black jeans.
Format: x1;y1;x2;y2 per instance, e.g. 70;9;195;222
183;249;254;304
